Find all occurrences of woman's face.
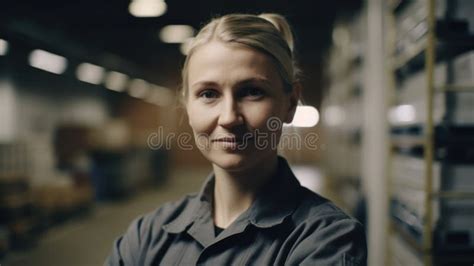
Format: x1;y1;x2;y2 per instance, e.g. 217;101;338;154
186;41;297;172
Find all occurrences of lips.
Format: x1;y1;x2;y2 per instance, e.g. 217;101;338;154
213;137;240;143
211;136;254;143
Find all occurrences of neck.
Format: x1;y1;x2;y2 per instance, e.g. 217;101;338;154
212;155;278;228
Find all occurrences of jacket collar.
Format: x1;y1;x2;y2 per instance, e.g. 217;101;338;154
162;156;302;234
160;173;214;234
248;156;301;228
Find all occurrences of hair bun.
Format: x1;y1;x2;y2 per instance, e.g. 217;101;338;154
258;13;294;53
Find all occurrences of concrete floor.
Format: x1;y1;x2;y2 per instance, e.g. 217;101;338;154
2;167;210;266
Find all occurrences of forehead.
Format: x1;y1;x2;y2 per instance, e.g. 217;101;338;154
187;41;281;87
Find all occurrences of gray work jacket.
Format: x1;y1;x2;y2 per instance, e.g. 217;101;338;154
106;157;367;265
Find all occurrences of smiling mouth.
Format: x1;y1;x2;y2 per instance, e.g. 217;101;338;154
212;136;254;143
212;138;241;143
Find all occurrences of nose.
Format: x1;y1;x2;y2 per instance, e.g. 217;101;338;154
217;95;243;128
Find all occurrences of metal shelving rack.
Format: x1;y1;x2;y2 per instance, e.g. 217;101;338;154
321;13;367;217
387;0;474;265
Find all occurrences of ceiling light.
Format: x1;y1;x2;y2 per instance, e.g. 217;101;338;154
159;25;195;43
76;63;105;85
128;79;149;98
389;104;416;124
105;71;129;92
28;49;67;74
323;105;345;126
0;39;8;56
147;85;174;106
286;106;320;127
129;0;167;18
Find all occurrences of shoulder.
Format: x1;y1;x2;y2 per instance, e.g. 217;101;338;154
286;187;367;265
104;193;199;265
291;186;358;224
136;192;199;236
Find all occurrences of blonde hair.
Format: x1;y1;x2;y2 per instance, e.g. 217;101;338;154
180;13;300;101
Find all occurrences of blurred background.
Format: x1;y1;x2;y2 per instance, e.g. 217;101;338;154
0;0;473;265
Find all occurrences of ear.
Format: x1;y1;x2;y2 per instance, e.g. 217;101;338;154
285;82;301;123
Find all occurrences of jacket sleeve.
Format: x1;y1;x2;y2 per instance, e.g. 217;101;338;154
104;216;145;266
286;216;367;266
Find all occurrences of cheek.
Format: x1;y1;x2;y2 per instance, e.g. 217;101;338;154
243;101;286;129
186;103;216;133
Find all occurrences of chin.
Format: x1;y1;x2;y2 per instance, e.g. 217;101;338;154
204;149;274;173
208;153;250;171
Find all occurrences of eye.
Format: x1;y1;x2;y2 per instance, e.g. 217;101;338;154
241;87;265;99
198;89;219;101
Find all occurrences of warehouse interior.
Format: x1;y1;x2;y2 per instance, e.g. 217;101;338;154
0;0;473;265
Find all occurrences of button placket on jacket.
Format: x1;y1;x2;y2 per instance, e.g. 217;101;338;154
192;212;252;264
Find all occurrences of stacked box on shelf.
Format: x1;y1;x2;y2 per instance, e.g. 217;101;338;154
390;155;439;237
0;143;38;250
323;98;362;180
393;0;473;72
323;96;362;180
323;44;350;180
452;50;474;87
338;181;363;214
324;142;361;182
390;232;424;266
389;0;474;261
390;154;474;250
321;13;366;215
32;181;93;225
394;0;445;58
344;11;365;176
452;0;474;35
391;51;474;127
36;125;95;218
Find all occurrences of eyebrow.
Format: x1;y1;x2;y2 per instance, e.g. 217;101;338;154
190;81;219;90
190;77;272;90
237;77;272;87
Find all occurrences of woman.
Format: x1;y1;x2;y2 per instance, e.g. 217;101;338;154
106;13;367;266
